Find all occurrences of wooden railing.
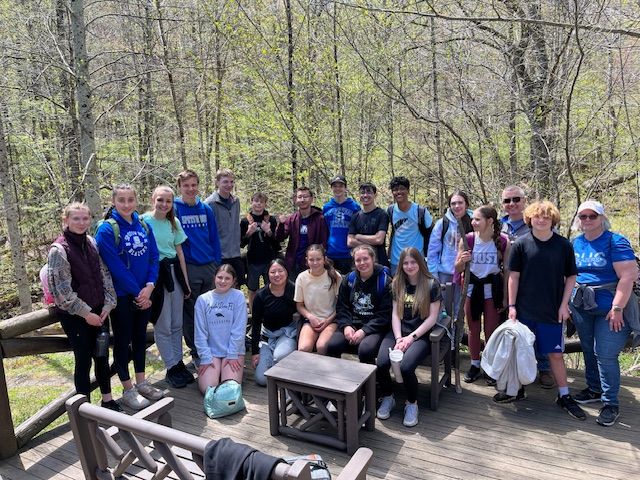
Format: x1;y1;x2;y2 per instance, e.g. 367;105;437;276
0;308;152;459
66;394;373;480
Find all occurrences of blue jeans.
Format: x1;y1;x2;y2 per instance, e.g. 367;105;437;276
254;333;297;386
571;306;631;406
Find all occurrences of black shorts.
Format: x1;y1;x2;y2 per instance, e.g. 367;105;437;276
246;261;270;291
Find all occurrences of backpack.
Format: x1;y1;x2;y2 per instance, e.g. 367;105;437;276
245;212;281;253
386;204;433;255
346;266;391;302
40;237;98;305
92;217;149;247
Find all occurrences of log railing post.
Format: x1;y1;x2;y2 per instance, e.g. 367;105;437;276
0;349;17;459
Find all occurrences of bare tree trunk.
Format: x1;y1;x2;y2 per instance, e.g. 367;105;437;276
0;112;33;313
431;18;445;213
56;0;81;201
285;0;298;191
155;0;187;170
139;0;154;183
332;3;345;175
69;0;101;219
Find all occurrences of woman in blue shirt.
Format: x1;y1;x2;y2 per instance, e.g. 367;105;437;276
570;200;638;426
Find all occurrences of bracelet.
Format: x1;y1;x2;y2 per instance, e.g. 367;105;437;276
508;304;516;308
611;305;622;312
395;337;401;341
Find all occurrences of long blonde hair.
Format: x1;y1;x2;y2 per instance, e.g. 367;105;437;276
149;185;178;232
392;247;436;320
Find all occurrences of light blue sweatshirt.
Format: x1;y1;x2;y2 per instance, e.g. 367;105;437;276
427;209;463;277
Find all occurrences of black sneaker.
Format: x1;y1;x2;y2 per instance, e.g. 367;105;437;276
596;405;619;426
493;386;526;403
165;364;187;388
177;360;195;384
485;374;497;387
573;387;602;404
463;365;482;383
556;394;586;421
101;399;124;413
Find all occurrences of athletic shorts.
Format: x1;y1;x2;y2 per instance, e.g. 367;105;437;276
519;318;564;354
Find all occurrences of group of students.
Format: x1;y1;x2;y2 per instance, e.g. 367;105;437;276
47;172;638;429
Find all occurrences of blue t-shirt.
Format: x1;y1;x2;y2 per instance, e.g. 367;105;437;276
323;197;361;259
295;217;310;264
573;231;636;310
390;202;431;265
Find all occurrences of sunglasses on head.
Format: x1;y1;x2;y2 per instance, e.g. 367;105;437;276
502;197;521;204
578;214;599;220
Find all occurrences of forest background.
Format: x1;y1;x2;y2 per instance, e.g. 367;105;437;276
1;0;640;318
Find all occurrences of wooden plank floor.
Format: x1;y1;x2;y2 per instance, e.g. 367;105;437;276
2;355;640;479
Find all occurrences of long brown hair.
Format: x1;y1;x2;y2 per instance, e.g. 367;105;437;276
306;244;340;289
392;247;436;320
475;205;502;254
150;185;178;232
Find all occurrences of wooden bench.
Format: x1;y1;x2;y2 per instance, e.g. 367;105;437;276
264;351;377;455
65;394;373;480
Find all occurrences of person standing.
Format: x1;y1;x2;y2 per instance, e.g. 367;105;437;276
275;187;328;279
347;182;390;267
387;176;433;275
95;184;164;410
506;201;585;420
174;169;221;369
241;192;280;309
47;202;120;411
500;185;554;389
142;186;191;389
323;175;361;274
570;200;639;426
427;190;473;318
206;168;245;286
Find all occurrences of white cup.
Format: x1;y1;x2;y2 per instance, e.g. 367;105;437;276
389;348;404;383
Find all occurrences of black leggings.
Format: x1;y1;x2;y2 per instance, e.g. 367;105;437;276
377;331;431;403
59;313;111;396
110;296;150;382
325;330;385;365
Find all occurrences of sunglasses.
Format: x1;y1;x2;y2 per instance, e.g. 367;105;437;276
578;214;599;220
502;197;521;204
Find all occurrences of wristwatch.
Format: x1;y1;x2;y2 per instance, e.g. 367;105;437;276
411;333;419;341
611;305;622;312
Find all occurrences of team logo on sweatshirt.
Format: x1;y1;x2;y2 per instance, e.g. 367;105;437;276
123;231;148;257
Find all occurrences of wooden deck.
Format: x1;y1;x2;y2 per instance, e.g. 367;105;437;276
1;355;640;479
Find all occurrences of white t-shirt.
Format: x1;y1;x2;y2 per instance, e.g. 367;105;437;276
468;234;501;299
294;270;340;320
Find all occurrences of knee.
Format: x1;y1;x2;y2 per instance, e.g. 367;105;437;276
254;370;267;386
298;342;313;353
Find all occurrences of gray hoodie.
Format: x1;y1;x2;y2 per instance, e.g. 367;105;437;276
205;191;241;259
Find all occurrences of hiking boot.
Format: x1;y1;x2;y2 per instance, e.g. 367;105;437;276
403;402;419;427
538;371;556;389
101;399;124;413
165;365;187;389
573;387;602;404
556;394;586;421
377;395;396;420
177;360;195;384
122;388;150;410
136;381;164;401
493;386;527;404
463;365;482;383
485;374;497;387
596;405;619;426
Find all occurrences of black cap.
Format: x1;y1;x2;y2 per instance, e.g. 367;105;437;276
330;175;347;186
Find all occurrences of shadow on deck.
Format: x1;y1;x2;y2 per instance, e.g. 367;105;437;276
1;355;640;480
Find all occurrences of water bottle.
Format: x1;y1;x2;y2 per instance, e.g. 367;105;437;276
94;322;110;358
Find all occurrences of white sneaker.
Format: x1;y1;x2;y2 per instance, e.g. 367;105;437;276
403;402;419;427
122;388;150;410
136;381;164;401
377;395;395;420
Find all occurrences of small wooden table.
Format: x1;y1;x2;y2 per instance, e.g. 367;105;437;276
264;350;376;455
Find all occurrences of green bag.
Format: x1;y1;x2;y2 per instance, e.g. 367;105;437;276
203;380;245;419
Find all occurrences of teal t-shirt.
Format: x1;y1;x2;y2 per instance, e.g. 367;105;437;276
141;213;188;260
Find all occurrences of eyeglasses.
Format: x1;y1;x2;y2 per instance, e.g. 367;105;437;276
578;214;599;221
502;197;521;204
296;195;311;200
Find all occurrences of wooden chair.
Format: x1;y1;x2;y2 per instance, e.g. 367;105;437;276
65;394;373;480
419;282;454;411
